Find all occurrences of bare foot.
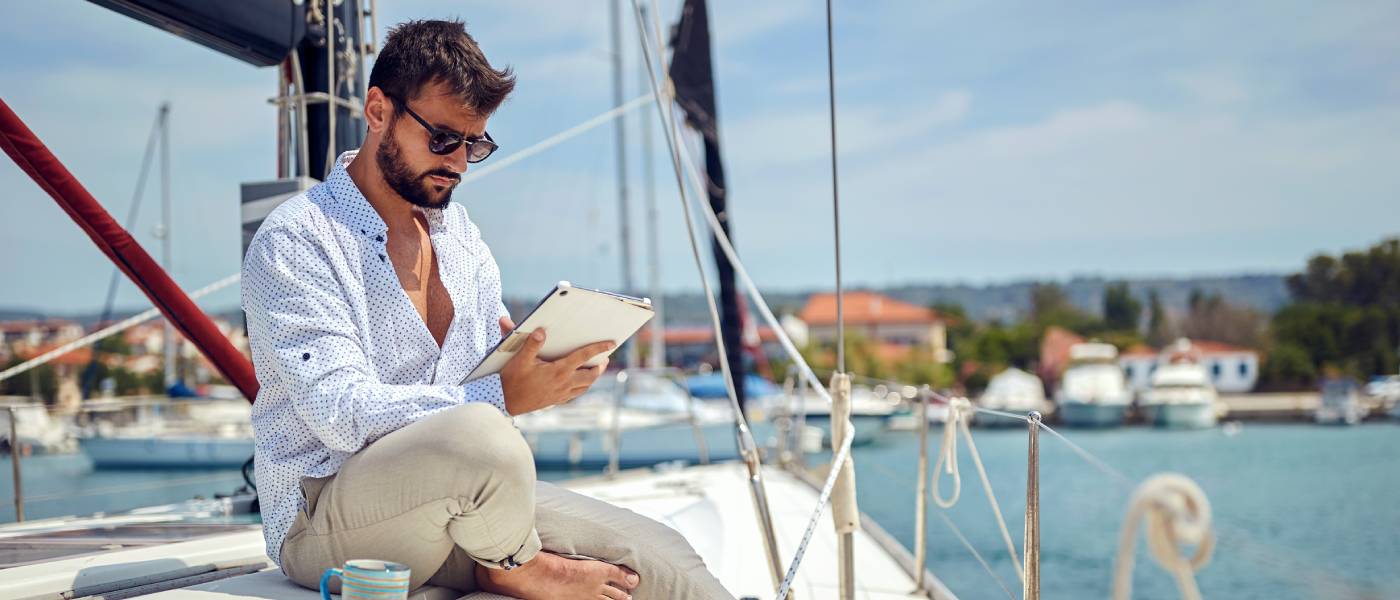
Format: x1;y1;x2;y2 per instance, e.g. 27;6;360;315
477;551;640;600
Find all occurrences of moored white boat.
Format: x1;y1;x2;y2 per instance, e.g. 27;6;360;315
0;400;75;454
76;399;254;468
1140;341;1222;429
782;385;897;446
974;367;1051;427
1055;342;1133;428
1315;378;1364;426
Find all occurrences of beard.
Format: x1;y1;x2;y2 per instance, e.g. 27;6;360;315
376;131;460;210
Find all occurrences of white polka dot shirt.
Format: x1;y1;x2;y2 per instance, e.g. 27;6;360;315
241;151;510;566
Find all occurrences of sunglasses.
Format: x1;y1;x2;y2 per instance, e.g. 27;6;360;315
386;94;499;162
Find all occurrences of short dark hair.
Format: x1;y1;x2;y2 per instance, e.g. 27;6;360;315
369;19;515;115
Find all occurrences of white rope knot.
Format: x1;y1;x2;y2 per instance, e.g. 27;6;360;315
1112;473;1216;600
930;397;971;508
928;396;1025;583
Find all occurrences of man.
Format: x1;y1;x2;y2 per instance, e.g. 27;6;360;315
243;19;732;600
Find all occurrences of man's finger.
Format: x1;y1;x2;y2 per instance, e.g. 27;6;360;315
499;316;515;336
559;340;616;369
512;328;546;364
568;364;605;388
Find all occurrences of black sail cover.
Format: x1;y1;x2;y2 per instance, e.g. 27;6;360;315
669;0;748;408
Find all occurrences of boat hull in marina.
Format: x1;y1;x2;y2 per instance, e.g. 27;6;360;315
971;410;1034;428
79;436;253;469
1151;403;1218;429
800;413;889;446
1058;402;1129;427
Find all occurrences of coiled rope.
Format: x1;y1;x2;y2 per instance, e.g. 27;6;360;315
1112;473;1216;600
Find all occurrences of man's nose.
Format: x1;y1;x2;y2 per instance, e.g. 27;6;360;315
443;142;469;174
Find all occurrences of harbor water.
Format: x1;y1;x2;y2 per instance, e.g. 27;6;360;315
3;424;1397;599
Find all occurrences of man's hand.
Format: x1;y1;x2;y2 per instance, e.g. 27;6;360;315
499;326;614;416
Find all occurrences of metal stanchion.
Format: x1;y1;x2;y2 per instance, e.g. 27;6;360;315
7;406;23;522
607;371;629;477
913;389;931;592
1023;411;1042;600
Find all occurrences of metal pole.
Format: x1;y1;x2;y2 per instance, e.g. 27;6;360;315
830;373;858;600
611;0;637;370
913;389;931;591
794;371;808;469
7;407;22;522
676;370;711;465
640;2;664;371
324;0;337;178
825;0;844;374
158;103;175;391
607;371;628;477
1024;411;1042;600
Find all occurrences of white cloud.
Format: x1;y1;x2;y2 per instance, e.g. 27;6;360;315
725;90;972;167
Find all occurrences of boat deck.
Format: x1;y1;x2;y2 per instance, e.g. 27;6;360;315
0;463;955;599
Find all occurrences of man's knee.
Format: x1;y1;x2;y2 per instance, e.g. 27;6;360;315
415;403;533;480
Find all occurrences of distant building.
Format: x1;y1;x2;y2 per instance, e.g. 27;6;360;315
797;291;951;363
1120;338;1259;393
0;319;84;354
1037;326;1086;387
635;326;783;369
13;342;91;413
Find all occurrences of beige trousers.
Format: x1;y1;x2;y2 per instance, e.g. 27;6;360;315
279;403;733;599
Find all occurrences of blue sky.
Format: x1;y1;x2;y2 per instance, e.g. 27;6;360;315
1;1;1397;315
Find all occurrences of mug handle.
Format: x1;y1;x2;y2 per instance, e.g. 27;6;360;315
319;567;343;600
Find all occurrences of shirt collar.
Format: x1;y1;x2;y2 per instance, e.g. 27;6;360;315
325;150;452;238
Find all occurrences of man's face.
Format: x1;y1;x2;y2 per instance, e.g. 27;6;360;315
376;83;490;210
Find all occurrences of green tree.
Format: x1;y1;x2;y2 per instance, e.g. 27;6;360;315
1103;281;1142;332
0;357;57;400
1146;290;1172;347
1028;283;1099;333
1264;238;1400;387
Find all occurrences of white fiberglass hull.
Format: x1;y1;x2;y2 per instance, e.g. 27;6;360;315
1058;402;1129;428
79;436;253;469
1149;403;1218;429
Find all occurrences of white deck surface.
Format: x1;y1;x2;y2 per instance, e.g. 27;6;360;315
2;463;952;599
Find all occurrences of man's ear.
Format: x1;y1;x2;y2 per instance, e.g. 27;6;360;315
364;87;393;134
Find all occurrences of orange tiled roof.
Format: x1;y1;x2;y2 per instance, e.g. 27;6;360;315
798;291;939;326
18;343;92;367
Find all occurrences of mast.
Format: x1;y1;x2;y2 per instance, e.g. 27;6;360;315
611;0;638;370
669;0;746;407
640;4;665;370
158;103;176;390
298;0;367;179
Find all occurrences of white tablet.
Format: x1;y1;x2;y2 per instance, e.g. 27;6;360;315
463;281;655;383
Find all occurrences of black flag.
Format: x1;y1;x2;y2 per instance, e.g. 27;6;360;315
669;0;747;409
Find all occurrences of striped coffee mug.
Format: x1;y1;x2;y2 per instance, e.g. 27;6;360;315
319;559;411;600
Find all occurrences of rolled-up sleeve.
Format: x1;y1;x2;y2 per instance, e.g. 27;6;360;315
242;225;498;454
